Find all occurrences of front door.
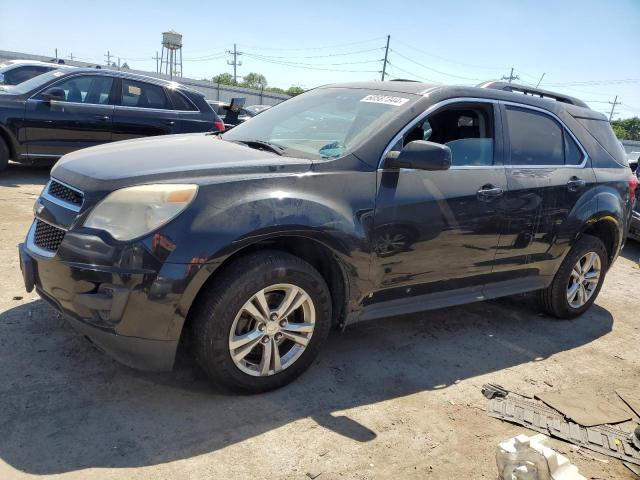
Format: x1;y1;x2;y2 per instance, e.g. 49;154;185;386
111;78;181;142
24;74;115;158
370;100;507;304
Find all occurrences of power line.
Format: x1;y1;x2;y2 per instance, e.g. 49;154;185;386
240;47;383;60
392;38;505;71
241;54;379;73
386;61;441;83
243;53;379;67
237;36;386;51
389;49;484;81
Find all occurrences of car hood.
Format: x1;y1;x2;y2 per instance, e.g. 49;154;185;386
51;133;313;194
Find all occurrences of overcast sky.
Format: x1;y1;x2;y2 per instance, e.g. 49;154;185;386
1;0;638;118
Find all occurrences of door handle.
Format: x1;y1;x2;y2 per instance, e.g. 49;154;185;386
567;177;586;192
96;115;110;121
477;184;504;201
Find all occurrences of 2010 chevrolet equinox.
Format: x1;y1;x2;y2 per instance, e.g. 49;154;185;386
19;80;637;392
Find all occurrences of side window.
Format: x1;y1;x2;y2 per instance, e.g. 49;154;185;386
167;89;196;111
5;66;52;84
47;75;113;104
564;131;584;165
506;106;563;166
121;79;170;109
404;103;495;166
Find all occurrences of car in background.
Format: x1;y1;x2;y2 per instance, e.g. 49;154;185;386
0;68;224;171
631;167;640;241
244;104;272;116
0;60;73;86
206;100;273;126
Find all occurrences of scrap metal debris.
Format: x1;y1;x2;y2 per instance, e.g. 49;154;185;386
535;387;632;427
497;433;586;480
487;396;640;466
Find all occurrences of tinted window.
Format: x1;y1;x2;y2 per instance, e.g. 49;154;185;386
574;117;627;164
506;107;563;165
121;79;169;109
48;75;113;104
564;132;584;165
168;89;196;111
3;65;52;85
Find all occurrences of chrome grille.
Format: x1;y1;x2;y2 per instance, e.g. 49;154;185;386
33;220;66;252
48;180;83;207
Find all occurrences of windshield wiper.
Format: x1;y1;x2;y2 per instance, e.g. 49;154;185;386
233;139;285;156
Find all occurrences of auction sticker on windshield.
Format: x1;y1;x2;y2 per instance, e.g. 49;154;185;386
360;95;409;106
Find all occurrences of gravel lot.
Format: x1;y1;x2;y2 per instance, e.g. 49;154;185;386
1;164;638;479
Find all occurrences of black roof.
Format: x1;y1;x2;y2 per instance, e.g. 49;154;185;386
320;80;599;117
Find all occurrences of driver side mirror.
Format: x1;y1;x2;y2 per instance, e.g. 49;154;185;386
40;87;66;103
383;140;451;171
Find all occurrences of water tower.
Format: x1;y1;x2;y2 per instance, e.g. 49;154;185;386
160;30;183;79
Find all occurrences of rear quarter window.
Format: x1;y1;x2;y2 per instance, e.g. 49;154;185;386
168;89;197;111
574;117;627;165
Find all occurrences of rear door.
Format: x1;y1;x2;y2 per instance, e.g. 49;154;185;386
23;74;115;158
111;78;181;141
491;103;596;289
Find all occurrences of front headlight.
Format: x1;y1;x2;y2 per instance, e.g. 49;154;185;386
83;184;198;241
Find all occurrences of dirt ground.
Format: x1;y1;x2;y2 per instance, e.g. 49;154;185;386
1;164;638;480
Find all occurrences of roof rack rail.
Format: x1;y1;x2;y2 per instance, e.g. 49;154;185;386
389;78;420;82
477;81;589;109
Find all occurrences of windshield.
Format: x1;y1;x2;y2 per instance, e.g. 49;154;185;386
3;69;67;95
222;88;418;160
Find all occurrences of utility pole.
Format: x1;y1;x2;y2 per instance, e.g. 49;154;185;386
226;43;243;84
117;57;121;71
381;35;390;81
536;72;546;88
104;50;112;66
54;48;58;62
68;53;75;61
502;67;519;83
153;51;160;73
608;95;619;122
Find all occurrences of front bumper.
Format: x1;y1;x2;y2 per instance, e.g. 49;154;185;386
19;239;181;371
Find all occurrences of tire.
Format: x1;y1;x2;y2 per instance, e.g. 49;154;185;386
0;138;9;172
538;234;608;319
191;250;332;393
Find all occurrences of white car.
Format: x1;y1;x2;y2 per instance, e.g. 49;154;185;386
0;60;73;86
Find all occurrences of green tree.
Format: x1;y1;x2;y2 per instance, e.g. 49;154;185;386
611;117;640;140
266;86;286;95
212;73;235;85
286;86;305;96
241;72;268;89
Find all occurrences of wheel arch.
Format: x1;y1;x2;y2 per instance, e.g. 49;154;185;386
0;124;18;160
175;234;352;344
577;215;622;266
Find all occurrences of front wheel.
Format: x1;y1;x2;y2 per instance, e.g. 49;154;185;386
539;234;608;319
192;251;332;393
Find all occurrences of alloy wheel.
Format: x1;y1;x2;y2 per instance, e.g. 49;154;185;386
566;251;601;309
228;283;315;376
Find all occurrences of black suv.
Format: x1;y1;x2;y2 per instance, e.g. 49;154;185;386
0;68;224;171
19;81;636;392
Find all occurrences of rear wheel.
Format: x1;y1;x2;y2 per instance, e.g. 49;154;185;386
0;138;9;172
539;234;608;319
192;251;332;393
